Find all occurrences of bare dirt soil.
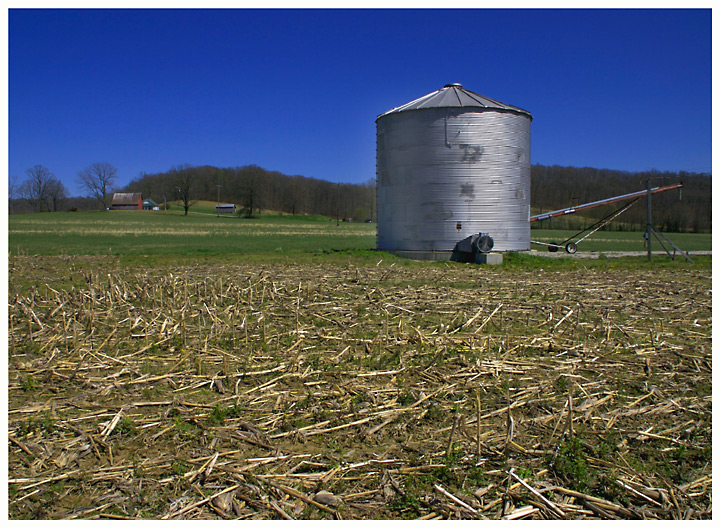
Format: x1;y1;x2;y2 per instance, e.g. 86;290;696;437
7;255;712;519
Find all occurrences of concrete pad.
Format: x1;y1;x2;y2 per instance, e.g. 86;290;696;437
474;253;503;265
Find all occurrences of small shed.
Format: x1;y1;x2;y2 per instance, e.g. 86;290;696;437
143;198;159;210
111;193;143;210
216;204;236;214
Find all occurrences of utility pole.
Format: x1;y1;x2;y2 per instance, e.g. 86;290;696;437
216;184;222;217
646;179;652;261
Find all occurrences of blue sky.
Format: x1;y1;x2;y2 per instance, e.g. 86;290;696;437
8;7;713;196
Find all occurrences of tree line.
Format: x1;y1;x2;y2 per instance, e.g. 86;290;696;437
123;164;377;222
530;165;711;233
9;165;69;214
9;162;119;214
9;161;711;233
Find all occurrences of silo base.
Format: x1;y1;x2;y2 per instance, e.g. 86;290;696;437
386;250;503;265
389;250;454;261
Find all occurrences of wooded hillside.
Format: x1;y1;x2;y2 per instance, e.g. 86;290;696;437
530;166;711;233
12;162;709;233
123;164;376;222
123;163;710;232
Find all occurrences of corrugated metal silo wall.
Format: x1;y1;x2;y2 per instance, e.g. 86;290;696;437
376;108;531;252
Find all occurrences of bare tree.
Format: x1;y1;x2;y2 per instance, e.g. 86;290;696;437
238;165;266;218
172;164;197;216
8;174;20;214
19;165;55;212
284;175;309;215
77;162;117;210
46;178;68;212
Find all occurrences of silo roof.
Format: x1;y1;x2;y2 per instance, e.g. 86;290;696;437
377;83;532;120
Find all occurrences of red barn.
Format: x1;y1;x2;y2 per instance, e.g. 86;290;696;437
110;193;143;210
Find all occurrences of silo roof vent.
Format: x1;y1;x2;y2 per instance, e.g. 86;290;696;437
378;83;532;120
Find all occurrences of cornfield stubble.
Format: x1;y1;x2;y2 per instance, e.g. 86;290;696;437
7;249;712;519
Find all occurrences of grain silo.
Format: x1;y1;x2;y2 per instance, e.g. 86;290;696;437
376;83;532;261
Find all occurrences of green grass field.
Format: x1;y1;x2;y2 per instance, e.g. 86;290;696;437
8;204;711;257
529;229;711;253
8;207;376;257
